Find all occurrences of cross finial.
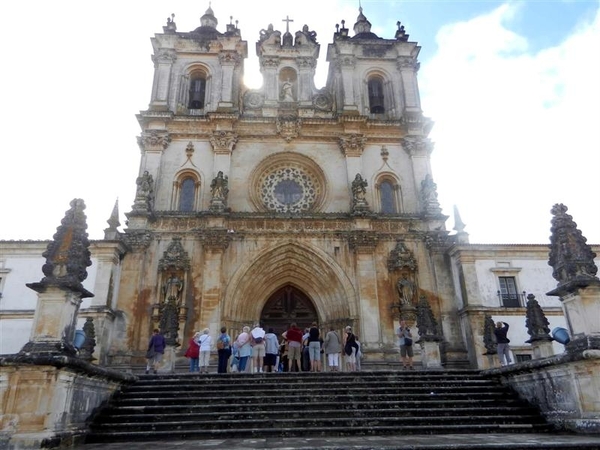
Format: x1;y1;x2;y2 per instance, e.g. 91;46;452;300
282;15;294;33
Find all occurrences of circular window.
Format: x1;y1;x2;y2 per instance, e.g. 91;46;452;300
250;153;326;213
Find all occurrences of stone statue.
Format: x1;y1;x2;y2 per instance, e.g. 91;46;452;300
281;80;295;102
420;174;441;213
396;274;416;305
163;274;183;303
134;170;154;211
259;23;275;41
351;173;367;202
210;171;229;200
295;24;317;45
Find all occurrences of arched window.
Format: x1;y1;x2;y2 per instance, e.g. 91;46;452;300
188;76;207;110
379;181;397;213
179;177;196;211
172;171;200;211
376;176;402;214
368;77;385;114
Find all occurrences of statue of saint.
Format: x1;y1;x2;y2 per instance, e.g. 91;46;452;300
210;171;229;200
281;80;295;102
396;275;416;305
351;173;367;202
163;275;183;303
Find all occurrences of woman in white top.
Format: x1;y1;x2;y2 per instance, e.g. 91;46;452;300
197;328;213;373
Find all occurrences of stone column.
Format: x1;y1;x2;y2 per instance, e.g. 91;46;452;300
347;230;381;351
150;48;176;110
218;52;241;110
199;229;232;332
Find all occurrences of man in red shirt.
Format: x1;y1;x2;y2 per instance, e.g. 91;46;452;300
285;323;303;372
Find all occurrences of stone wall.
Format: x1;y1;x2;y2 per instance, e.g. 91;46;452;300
485;350;600;434
0;356;134;449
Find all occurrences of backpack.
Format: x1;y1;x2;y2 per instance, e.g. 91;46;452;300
216;339;225;350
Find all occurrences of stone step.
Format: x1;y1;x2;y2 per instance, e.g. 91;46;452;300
85;370;555;444
86;423;553;443
94;406;543;424
96;398;530;416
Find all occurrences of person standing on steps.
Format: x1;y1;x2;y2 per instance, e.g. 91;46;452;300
323;326;341;371
236;326;252;373
250;323;266;373
286;323;303;372
397;320;414;370
146;328;166;374
198;328;212;374
494;321;512;366
343;326;359;372
263;327;279;373
216;326;231;374
184;331;200;372
307;322;322;372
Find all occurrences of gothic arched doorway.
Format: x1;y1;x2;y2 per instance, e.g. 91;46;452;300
260;285;318;334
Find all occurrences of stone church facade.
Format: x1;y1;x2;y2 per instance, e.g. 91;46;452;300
1;6;597;370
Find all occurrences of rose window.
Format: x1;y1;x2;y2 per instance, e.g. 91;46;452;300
259;165;320;213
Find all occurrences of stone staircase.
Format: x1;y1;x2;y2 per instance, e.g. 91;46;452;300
85;370;555;444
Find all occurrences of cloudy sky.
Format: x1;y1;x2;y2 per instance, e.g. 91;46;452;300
1;1;598;245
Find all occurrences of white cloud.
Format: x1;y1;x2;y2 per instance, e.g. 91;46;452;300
421;2;600;244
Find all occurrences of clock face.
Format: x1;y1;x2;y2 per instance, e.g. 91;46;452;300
260;165;319;213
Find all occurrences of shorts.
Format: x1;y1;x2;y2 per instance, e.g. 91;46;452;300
252;343;266;358
264;353;277;366
308;341;321;361
288;344;302;361
400;345;414;358
346;347;356;363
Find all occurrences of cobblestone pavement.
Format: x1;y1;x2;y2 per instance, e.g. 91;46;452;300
78;433;600;449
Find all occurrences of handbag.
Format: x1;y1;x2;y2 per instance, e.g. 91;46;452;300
404;337;413;347
146;349;156;359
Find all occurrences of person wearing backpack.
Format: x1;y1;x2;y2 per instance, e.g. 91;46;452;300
397;320;414;370
216;326;231;374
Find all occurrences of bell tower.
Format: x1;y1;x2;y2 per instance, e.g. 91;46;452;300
326;7;422;121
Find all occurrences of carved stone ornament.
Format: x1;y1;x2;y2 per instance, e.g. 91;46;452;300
416;295;441;340
200;230;233;250
339;134;366;157
420;174;442;214
276;115;301;142
27;198;93;298
296;57;316;69
548;203;599;294
219;51;241;65
387;240;417;272
400;136;432;156
244;91;265;109
79;317;97;361
312;90;333;111
260;56;280;68
209;131;238;154
337;56;356;68
123;231;153;251
524;294;552;343
397;56;420;71
351;173;370;214
132;170;155;213
152;49;177;65
483;314;497;355
140;130;172;151
158;237;191;272
347;231;378;252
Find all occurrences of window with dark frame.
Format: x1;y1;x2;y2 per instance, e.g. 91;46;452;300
368;78;385;114
178;177;196;211
498;276;520;307
379;180;397;214
188;77;206;109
